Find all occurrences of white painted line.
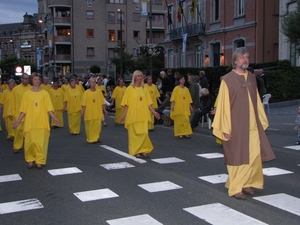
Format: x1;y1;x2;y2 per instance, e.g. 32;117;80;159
107;214;163;225
263;167;293;176
199;174;228;184
151;157;185;164
48;167;83;176
100;145;147;164
0;198;44;214
0;174;22;183
298;164;300;167
100;162;135;170
184;203;267;225
284;145;300;151
266;128;279;131
74;188;119;202
283;123;295;125
197;153;224;159
138;181;182;193
254;193;300;216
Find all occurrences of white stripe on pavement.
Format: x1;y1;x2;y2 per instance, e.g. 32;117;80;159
0;174;22;183
107;214;163;225
0;198;43;214
48;167;83;176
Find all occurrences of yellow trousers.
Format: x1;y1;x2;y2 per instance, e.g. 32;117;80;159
148;112;154;130
13;120;24;150
67;111;81;134
85;119;102;143
4;117;15;138
51;110;64;127
127;122;153;155
173;114;193;137
24;129;49;165
115;107;125;124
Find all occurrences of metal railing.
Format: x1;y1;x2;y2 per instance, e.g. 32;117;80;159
169;23;205;40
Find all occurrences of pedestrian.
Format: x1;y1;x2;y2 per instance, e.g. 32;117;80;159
199;70;209;89
40;77;52;91
8;73;32;153
63;77;84;135
187;75;200;121
170;75;193;139
120;70;160;158
48;79;64;128
294;106;300;145
110;78;126;124
212;47;275;199
81;78;107;143
12;73;59;169
0;79;16;140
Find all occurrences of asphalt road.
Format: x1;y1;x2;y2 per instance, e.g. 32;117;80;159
0;105;300;225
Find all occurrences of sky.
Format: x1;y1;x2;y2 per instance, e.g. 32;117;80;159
0;1;38;24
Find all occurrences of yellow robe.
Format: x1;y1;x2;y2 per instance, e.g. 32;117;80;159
121;85;154;155
0;91;2;132
9;83;32;150
0;89;15;138
40;84;52;92
48;87;64;127
111;86;126;124
81;89;105;143
212;74;268;196
96;85;107;96
170;86;193;137
20;90;53;165
64;85;83;134
144;84;160;130
61;84;69;92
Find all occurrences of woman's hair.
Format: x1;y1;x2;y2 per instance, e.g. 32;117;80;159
201;88;209;96
7;78;15;84
117;78;124;85
130;70;144;86
88;77;96;84
160;71;166;78
166;91;172;98
31;72;41;82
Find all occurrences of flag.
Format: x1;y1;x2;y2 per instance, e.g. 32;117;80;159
167;5;173;25
190;0;197;18
177;1;183;23
182;33;187;53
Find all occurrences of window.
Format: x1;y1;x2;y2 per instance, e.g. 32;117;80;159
109;30;115;41
86;11;94;19
133;31;140;39
212;0;220;21
133;13;140;21
235;0;244;16
87;47;95;56
108;12;115;23
86;29;94;37
181;48;186;67
195;45;203;68
234;39;245;50
117;12;124;23
154;0;162;5
167;49;173;68
108;48;115;59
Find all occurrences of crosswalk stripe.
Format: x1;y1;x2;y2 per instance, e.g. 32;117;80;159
74;188;119;202
0;198;43;214
151;157;185;164
184;203;267;225
0;174;22;183
263;167;293;176
284;145;300;151
100;162;135;170
254;193;300;216
48;167;82;176
138;181;182;193
198;174;228;184
197;153;224;159
100;145;147;163
107;214;163;225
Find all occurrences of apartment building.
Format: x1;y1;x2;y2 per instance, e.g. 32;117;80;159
164;0;279;68
37;0;165;78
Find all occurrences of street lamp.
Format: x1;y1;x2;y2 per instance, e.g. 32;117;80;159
118;9;123;78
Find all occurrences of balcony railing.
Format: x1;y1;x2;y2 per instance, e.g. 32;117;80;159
50;54;71;61
55;36;71;43
146;21;164;28
169;23;205;40
54;17;71;24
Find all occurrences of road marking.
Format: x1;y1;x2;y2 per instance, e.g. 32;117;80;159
197;152;224;159
284;145;300;151
138;181;182;193
267;128;279;131
107;214;163;225
283;123;295;125
100;162;135;170
254;193;300;216
0;174;22;183
74;188;119;202
151;157;185;164
100;145;147;164
0;198;43;214
199;174;228;184
48;167;83;176
262;167;293;176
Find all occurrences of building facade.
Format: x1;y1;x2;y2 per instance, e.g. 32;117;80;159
164;0;279;68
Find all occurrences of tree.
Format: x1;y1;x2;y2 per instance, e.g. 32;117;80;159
111;43;135;75
89;65;101;74
281;5;300;55
0;55;36;77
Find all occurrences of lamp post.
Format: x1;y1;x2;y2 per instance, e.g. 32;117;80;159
118;9;123;78
149;0;153;76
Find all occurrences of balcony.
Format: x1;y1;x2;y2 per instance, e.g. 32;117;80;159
54;36;71;44
54;17;71;25
146;21;164;29
50;54;71;62
169;23;205;40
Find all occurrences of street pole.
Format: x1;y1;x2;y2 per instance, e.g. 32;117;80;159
53;10;56;78
149;0;153;76
118;9;123;78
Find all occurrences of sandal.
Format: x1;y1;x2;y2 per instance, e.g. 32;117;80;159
141;153;149;158
233;192;246;200
185;135;191;139
27;162;33;169
36;164;43;169
243;187;255;195
178;136;184;139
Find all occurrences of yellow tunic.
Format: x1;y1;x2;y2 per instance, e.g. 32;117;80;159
81;89;105;143
170;86;193;137
0;91;2;131
111;86;126;124
20;90;54;165
64;85;83;134
9;83;32;150
0;89;15;138
121;85;154;155
61;84;69;92
144;84;160;130
96;85;107;96
48;87;64;127
212;74;268;196
40;84;52;92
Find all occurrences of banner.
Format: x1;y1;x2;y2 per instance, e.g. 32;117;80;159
182;33;187;53
140;0;148;16
190;0;197;18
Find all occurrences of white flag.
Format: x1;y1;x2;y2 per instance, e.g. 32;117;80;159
182;33;188;53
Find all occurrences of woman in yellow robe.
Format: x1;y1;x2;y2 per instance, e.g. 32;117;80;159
121;70;160;158
48;80;64;128
0;79;15;139
144;76;162;131
63;78;83;134
81;78;107;143
13;73;59;169
110;78;126;124
170;75;193;139
96;78;107;96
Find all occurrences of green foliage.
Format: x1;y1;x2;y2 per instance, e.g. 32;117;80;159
89;65;101;74
0;55;36;76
